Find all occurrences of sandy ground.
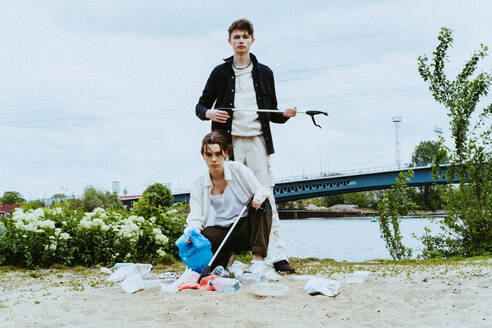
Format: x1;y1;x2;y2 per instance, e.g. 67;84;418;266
1;260;491;328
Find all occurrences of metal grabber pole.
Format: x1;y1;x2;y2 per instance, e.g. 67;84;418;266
215;108;329;128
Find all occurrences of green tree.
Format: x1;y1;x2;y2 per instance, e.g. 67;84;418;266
21;199;46;211
143;183;173;209
0;191;25;204
133;183;173;217
377;170;415;261
80;186;123;212
409;140;447;210
418;27;492;257
410;140;448;167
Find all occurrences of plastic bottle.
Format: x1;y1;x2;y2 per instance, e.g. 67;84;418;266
212;265;230;277
240;272;267;285
209;278;241;293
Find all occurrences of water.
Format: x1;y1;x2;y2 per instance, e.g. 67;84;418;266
280;217;443;262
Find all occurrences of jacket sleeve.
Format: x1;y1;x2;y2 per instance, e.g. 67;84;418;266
184;179;206;233
196;68;218;120
237;163;270;205
268;70;289;124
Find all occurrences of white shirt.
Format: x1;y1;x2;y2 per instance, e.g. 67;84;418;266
185;161;269;233
210;184;248;227
232;64;262;136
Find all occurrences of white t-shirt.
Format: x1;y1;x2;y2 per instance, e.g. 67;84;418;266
232;63;262;136
210;184;248;227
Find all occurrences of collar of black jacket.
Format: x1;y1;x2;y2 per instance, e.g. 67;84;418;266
223;53;259;66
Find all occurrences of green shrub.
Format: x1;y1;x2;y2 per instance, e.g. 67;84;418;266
0;206;184;268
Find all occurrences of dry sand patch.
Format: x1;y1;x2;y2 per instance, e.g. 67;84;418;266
1;260;490;328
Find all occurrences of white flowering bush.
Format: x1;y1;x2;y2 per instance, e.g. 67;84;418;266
0;206;183;268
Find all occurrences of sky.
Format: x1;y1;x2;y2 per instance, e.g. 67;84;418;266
1;0;491;200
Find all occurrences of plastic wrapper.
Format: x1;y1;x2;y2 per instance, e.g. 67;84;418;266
250;283;289;297
121;275;144;294
304;277;341;297
209;277;241;293
228;261;247;279
107;263;153;283
161;269;199;293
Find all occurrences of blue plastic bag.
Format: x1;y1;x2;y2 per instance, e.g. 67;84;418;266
175;230;213;272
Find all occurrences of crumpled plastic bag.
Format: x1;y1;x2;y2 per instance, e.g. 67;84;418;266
229;260;281;282
228;261;247;279
178;275;218;291
121;275;144;294
161;268;199;293
175;230;213;273
344;271;371;284
304;277;341;297
250;283;289;297
102;263;153;294
107;263;153;283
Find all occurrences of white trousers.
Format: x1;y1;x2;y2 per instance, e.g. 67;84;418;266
232;135;287;263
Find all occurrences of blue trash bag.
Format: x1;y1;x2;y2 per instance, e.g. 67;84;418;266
175;230;213;272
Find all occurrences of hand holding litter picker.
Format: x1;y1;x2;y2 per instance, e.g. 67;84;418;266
215;108;329;128
197;194;255;283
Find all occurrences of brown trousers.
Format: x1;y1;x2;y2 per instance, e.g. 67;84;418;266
202;200;272;268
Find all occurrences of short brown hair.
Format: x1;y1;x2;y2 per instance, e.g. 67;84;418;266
201;131;231;155
228;19;254;37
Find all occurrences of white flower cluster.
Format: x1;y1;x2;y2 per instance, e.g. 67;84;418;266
78;207;116;231
54;227;70;240
153;228;169;246
12;208;56;233
77;208;169;247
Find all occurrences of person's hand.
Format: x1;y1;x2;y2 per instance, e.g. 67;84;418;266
282;107;297;118
205;109;230;123
251;199;261;209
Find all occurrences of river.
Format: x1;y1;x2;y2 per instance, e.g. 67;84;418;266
280;216;443;261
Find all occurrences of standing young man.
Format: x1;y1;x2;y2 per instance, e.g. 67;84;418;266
195;18;296;273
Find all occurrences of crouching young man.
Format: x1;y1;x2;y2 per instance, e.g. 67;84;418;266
184;132;272;269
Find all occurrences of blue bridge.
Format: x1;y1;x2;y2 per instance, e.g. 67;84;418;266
163;164;450;204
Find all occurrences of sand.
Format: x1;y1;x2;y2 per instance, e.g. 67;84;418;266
1;260;491;328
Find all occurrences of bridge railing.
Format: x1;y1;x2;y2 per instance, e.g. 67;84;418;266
275;164;420;183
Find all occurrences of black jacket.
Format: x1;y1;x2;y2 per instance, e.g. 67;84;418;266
196;53;289;155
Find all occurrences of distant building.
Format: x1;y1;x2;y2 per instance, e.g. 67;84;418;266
119;195;143;208
0;204;21;217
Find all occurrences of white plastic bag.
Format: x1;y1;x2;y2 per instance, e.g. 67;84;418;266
304;277;341;297
250;283;289;297
107;263;153;283
161;268;199;293
121;275;144;294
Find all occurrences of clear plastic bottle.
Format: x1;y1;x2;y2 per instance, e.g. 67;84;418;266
240;272;267;285
209;278;241;292
212;265;230;277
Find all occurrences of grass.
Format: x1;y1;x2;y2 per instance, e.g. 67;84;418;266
0;255;490;281
289;255;491;279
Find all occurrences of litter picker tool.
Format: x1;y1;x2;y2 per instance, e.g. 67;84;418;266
216;108;329;128
197;194;255;283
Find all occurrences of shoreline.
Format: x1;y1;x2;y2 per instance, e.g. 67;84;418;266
278;209;446;220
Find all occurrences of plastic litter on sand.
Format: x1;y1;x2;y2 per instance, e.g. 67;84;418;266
209;277;241;293
304;277;341;297
249;283;289;297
